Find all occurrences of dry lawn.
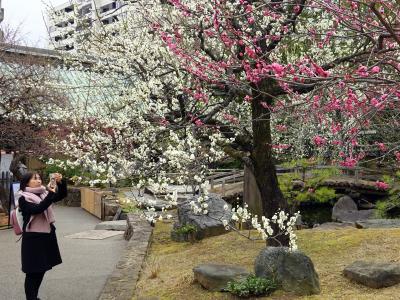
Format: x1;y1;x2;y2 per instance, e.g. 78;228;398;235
135;222;400;300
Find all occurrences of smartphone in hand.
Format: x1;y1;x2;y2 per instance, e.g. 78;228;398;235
49;173;58;192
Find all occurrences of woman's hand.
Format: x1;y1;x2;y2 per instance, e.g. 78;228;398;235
47;183;56;193
54;173;63;183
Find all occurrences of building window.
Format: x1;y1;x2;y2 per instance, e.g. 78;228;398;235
80;4;91;15
101;2;117;13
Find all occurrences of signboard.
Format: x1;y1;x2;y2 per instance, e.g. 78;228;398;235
0;153;13;174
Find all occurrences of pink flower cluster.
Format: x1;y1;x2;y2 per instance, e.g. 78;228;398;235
223;113;239;124
375;181;389;190
313;135;326;147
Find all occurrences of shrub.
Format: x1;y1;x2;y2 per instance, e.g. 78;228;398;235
278;169;338;204
120;199;139;213
174;224;197;234
376;187;400;218
227;275;278;298
295;187;337;203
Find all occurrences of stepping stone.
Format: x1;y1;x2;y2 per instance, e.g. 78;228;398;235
344;261;400;288
355;219;400;229
95;220;127;231
65;230;124;240
193;263;249;291
312;222;356;230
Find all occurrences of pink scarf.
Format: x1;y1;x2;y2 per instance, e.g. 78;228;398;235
19;186;55;233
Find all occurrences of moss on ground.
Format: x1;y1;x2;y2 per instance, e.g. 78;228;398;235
135;222;400;300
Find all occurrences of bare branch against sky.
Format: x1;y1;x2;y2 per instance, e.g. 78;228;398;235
2;0;66;48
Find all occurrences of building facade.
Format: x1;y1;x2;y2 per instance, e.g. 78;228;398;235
0;0;4;40
48;0;128;52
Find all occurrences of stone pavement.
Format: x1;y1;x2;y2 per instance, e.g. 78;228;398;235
0;205;127;300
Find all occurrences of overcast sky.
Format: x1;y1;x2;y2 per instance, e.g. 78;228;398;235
2;0;67;48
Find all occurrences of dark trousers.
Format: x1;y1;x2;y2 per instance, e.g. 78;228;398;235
24;272;45;300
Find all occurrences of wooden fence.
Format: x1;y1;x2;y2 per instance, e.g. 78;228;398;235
80;187;104;219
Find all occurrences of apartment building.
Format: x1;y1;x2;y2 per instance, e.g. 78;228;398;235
48;0;128;51
0;0;4;40
0;0;4;24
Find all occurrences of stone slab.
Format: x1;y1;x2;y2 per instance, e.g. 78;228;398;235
65;230;124;240
344;261;400;288
193;263;249;291
95;220;127;231
312;222;356;230
355;219;400;229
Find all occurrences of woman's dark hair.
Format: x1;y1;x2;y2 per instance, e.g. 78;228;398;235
20;172;41;191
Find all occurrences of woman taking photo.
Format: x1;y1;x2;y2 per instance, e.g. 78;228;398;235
18;172;67;300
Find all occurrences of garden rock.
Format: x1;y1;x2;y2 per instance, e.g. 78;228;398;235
355;219;400;229
119;212;128;220
193;264;249;291
255;247;320;296
333;209;377;223
175;193;232;240
332;196;376;222
95;220;127;231
343;261;400;288
104;203;119;218
332;196;357;216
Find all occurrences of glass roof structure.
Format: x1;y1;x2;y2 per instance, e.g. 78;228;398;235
0;44;130;114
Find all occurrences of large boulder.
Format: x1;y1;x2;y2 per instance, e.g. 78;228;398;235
343;261;400;288
175;193;232;240
332;196;357;218
255;247;320;296
193;264;250;291
332;196;376;222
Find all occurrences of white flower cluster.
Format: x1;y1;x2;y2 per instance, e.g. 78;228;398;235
189;181;211;215
224;204;300;251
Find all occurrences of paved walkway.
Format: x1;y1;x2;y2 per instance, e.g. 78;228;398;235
0;205;127;300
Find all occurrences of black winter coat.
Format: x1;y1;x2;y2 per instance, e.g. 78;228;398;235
19;179;67;273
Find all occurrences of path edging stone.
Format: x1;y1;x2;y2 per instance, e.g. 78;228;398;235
98;212;153;300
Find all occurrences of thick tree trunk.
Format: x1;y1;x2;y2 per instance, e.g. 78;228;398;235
251;83;289;247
